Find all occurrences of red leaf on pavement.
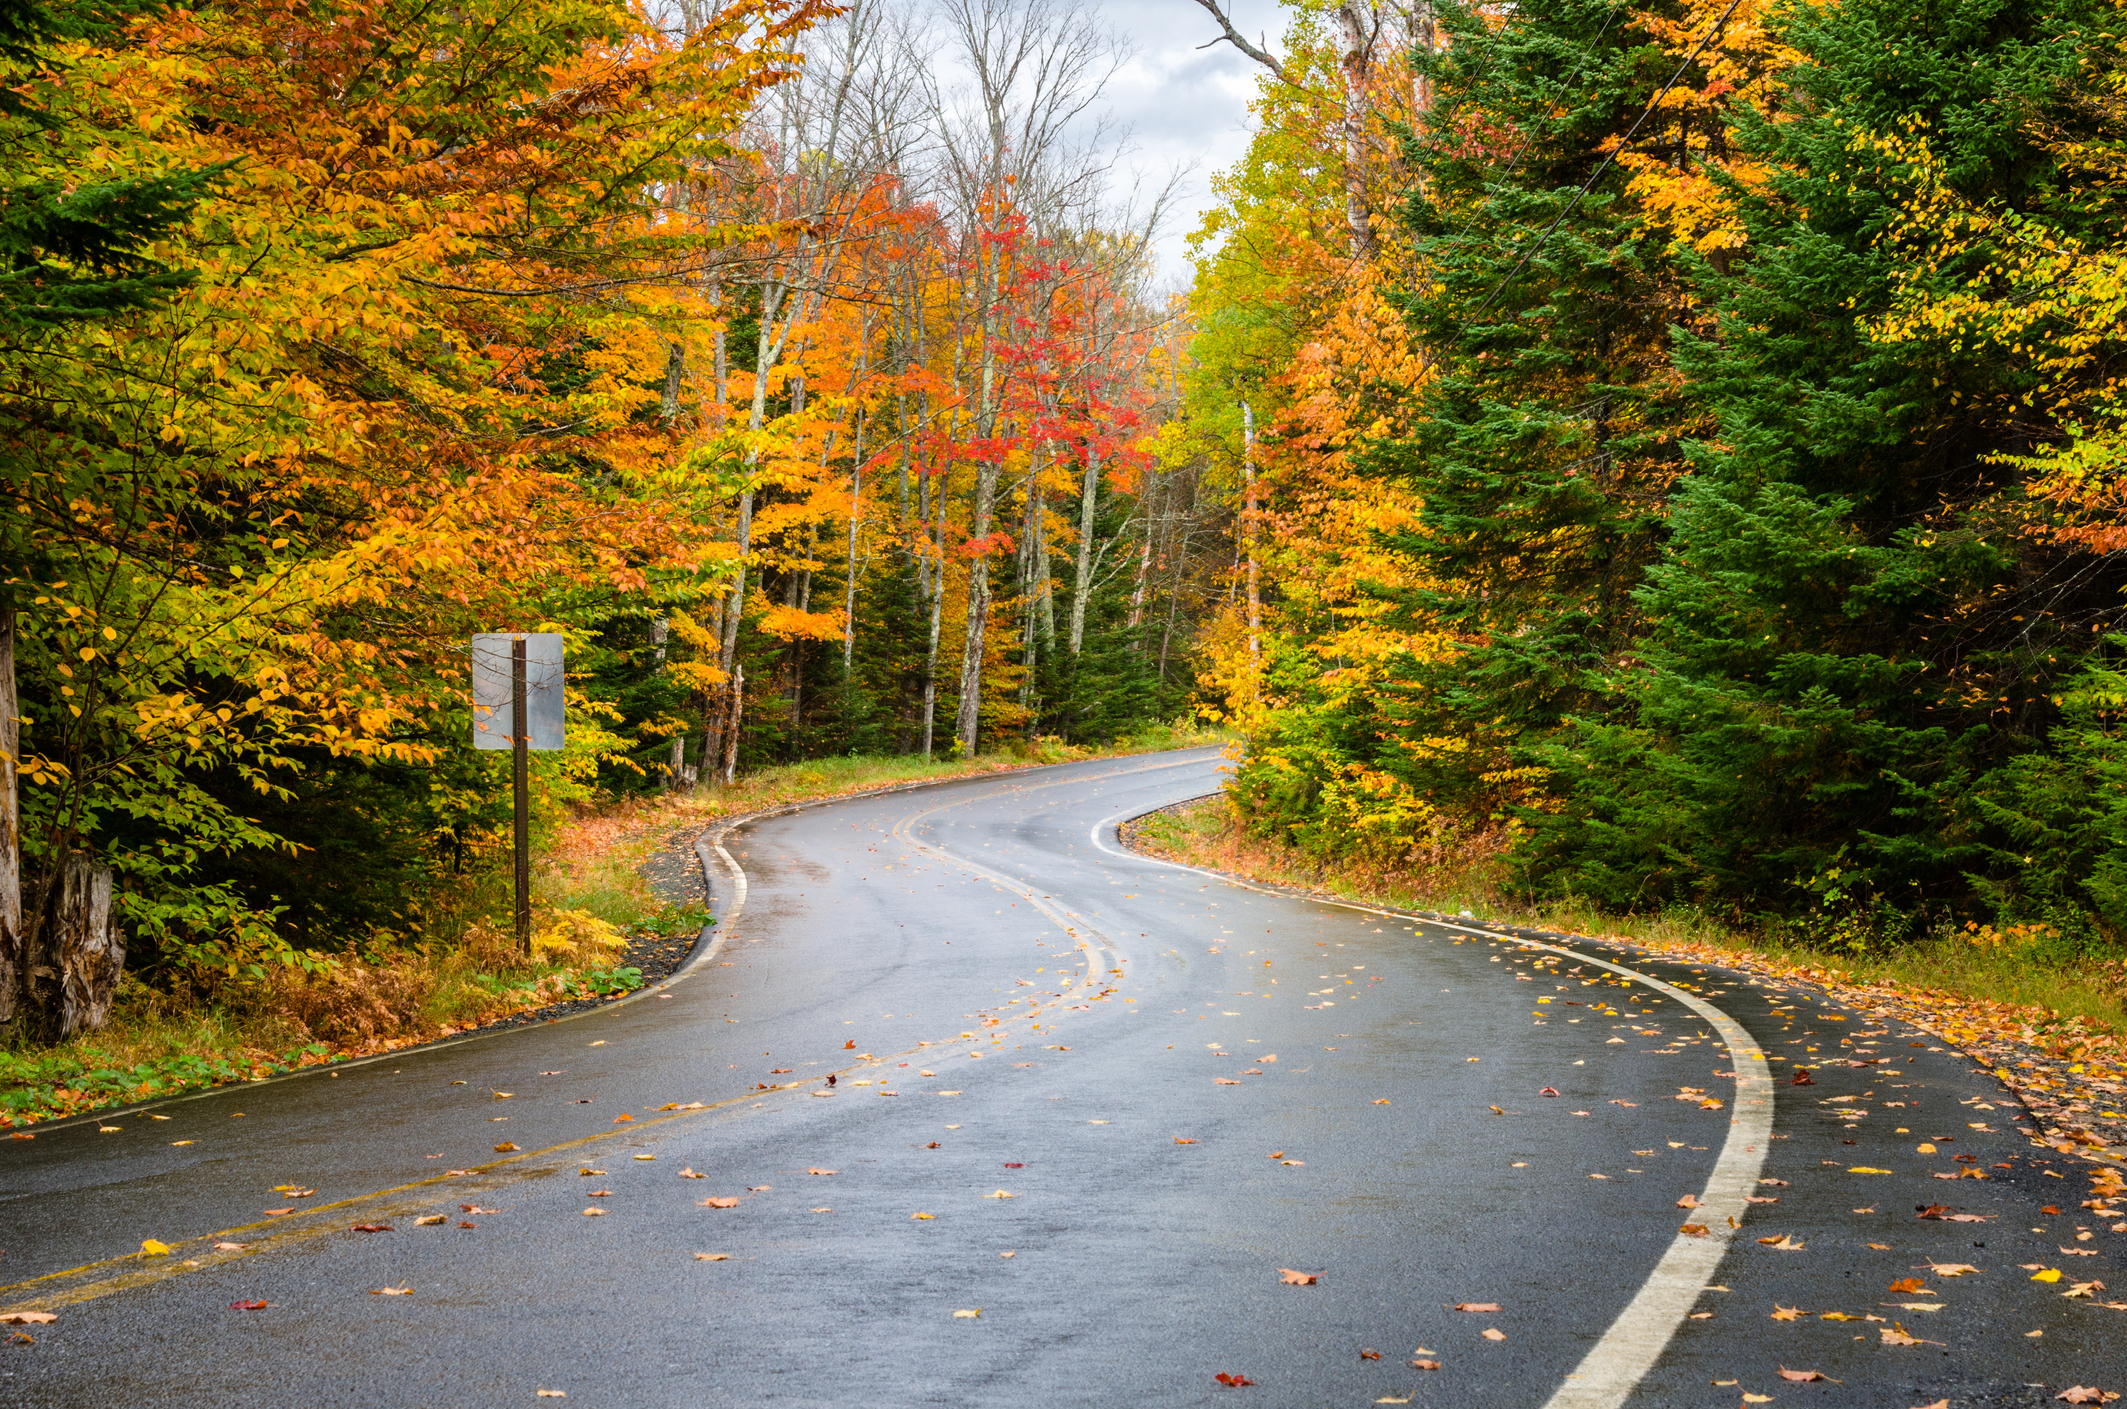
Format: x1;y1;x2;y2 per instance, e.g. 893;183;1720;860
2043;1205;2063;1216
1791;1069;1815;1085
1887;1278;1927;1294
1453;1303;1501;1313
1539;1087;1560;1097
349;1224;392;1233
1360;1349;1381;1360
1213;1372;1255;1387
230;1300;268;1311
1004;1162;1024;1168
844;1040;856;1049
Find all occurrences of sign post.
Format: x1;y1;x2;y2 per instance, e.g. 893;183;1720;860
472;633;565;955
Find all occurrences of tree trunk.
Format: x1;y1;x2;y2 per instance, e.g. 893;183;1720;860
1068;443;1101;654
0;603;18;1024
954;461;998;754
1243;400;1261;690
21;852;125;1042
719;664;745;785
1336;0;1377;260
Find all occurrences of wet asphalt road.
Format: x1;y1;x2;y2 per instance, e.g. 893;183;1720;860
2;747;2123;1407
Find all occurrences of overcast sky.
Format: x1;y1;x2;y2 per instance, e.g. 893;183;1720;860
1079;0;1289;289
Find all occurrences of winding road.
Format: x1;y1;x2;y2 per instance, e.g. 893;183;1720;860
2;748;2120;1406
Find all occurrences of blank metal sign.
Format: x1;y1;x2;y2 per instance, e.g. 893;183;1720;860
470;632;566;750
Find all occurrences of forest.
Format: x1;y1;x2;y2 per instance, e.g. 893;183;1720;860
1196;0;2127;958
2;0;2125;1049
0;0;1230;1035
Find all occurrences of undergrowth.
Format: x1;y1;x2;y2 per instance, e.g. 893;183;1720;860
1131;795;2127;1040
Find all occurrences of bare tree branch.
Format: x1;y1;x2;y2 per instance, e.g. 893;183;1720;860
1189;0;1292;85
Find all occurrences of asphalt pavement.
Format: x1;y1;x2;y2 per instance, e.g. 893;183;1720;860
1;747;2121;1406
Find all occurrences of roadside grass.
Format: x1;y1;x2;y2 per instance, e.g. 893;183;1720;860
1130;795;2127;1042
3;720;1230;1128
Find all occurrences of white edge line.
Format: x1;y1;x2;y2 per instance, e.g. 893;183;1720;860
1092;795;1775;1409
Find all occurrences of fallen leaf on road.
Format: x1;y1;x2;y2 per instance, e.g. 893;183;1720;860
1881;1325;1939;1346
679;1168;704;1179
461;1205;498;1214
1746;1196;1780;1205
1758;1235;1805;1250
1926;1263;1979;1276
2056;1389;2120;1404
493;1143;518;1152
1677;1195;1702;1209
0;1313;55;1325
264;1208;293;1217
1481;1328;1506;1341
414;1215;446;1226
2044;1205;2064;1215
1770;1305;1804;1321
538;1392;566;1399
1175;1138;1197;1145
1540;1087;1559;1097
2033;1268;2064;1282
580;1168;605;1177
1453;1302;1500;1313
1759;1178;1790;1187
1279;1269;1319;1285
613;1115;633;1123
350;1224;392;1234
1679;1224;1710;1237
694;1253;730;1261
1778;1369;1828;1382
214;1242;245;1251
912;1212;935;1220
1004;1162;1024;1168
1373;1098;1390;1105
1360;1348;1382;1360
1744;1397;1775;1406
1410;1360;1440;1371
581;1208;604;1217
701;1197;741;1209
952;1308;980;1318
1213;1373;1254;1387
806;1168;836;1176
1888;1278;1927;1294
2062;1247;2102;1256
371;1287;413;1296
984;1190;1015;1199
1849;1167;1891;1175
2064;1281;2106;1299
140;1240;173;1256
230;1300;269;1311
1214;1078;1242;1085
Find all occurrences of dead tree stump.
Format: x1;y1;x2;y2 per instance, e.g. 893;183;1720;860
21;852;126;1042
